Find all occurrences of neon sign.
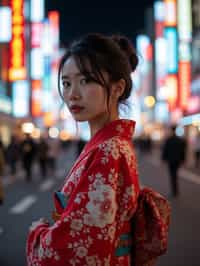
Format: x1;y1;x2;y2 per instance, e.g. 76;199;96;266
165;74;178;110
178;61;191;110
9;0;26;81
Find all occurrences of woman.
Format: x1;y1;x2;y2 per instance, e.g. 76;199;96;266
26;33;141;265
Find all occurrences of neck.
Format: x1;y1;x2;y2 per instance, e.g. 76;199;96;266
89;112;119;138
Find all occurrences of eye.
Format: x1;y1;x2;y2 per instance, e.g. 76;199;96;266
80;77;89;85
62;80;71;90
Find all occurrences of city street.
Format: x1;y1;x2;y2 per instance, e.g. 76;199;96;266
0;143;200;266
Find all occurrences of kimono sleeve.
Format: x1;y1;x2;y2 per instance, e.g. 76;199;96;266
26;143;139;266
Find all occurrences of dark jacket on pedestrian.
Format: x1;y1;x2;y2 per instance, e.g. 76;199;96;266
6;137;20;163
37;139;49;160
162;134;186;166
21;136;36;160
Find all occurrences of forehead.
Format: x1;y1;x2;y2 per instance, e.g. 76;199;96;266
62;57;79;77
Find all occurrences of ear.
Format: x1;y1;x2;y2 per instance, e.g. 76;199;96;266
111;79;126;99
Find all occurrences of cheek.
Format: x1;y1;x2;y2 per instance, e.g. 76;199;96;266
62;91;69;102
86;86;107;104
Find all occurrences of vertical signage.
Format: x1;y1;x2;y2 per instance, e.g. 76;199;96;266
154;1;167;101
164;0;178;111
48;11;59;50
165;74;178;109
30;0;44;22
164;27;178;73
31;80;42;117
0;7;12;43
30;0;44;117
9;0;26;81
165;0;177;27
177;0;192;41
12;80;29;117
177;0;192;111
178;61;191;109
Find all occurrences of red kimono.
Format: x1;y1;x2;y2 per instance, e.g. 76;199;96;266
27;119;140;266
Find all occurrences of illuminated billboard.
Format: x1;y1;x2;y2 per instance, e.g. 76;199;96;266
48;11;59;50
154;1;165;22
164;0;177;27
177;0;192;41
155;37;167;93
164;27;178;74
31;80;42;117
0;7;12;43
31;22;43;47
30;0;44;22
31;48;44;79
136;35;150;74
165;74;178;110
42;20;53;56
12;80;29;117
9;0;26;81
177;0;192;113
178;61;191;110
0;95;12;114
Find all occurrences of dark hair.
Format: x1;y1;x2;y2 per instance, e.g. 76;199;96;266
58;33;138;105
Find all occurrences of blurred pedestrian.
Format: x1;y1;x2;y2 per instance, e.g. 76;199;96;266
37;136;49;178
194;132;200;169
161;125;187;197
47;136;60;176
138;133;153;154
6;135;20;182
27;33;170;266
20;134;36;182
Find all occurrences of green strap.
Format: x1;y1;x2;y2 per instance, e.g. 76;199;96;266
115;233;132;257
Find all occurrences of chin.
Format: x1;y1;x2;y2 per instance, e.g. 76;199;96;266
72;116;87;122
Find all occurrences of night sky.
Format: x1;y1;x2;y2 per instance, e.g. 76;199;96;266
45;0;154;47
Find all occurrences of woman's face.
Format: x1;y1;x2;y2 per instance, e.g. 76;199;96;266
61;56;110;123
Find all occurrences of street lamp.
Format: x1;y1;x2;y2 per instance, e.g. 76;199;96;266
144;96;156;108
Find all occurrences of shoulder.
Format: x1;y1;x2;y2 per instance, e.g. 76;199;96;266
89;136;136;169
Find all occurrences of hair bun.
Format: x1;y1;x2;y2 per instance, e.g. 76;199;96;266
111;35;138;72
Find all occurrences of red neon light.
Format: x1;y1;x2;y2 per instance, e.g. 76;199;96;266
146;44;153;61
9;0;26;81
31;80;42;117
48;11;59;26
178;61;191;111
155;21;164;38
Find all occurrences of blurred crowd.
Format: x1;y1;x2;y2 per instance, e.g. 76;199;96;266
0;132;89;235
134;129;200;171
0;134;62;186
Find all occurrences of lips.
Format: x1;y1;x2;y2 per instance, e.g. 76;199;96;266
70;105;84;113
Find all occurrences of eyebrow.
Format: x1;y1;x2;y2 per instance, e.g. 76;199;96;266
61;72;83;80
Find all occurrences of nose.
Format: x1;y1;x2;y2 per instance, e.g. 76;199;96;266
67;84;81;101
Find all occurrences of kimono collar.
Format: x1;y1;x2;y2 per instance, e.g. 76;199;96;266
83;119;135;155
